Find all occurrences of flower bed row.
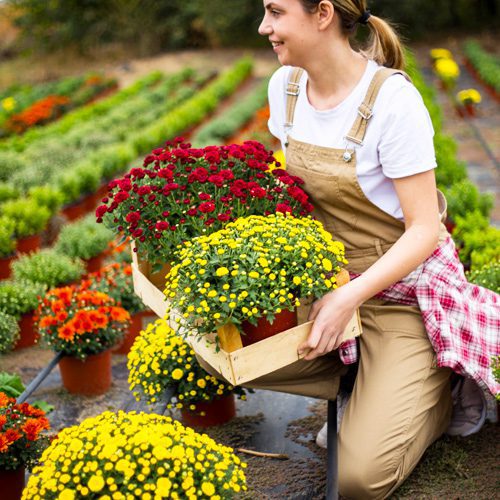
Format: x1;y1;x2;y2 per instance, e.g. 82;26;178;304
407;51;499;286
0;74;117;137
463;39;500;99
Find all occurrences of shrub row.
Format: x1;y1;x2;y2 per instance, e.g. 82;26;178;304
463;40;500;94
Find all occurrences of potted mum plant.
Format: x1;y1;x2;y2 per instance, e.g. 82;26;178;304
54;214;114;273
12;249;85;289
96;138;313;287
128;319;248;427
36;286;130;395
0;280;47;349
80;262;152;354
0;216;16;280
456;88;482;117
0;391;51;500
0;199;51;254
23;410;247;499
0;311;19;354
164;213;347;347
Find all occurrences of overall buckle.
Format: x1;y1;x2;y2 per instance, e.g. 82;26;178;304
286;82;300;96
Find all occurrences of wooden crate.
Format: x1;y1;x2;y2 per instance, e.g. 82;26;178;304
131;263;362;386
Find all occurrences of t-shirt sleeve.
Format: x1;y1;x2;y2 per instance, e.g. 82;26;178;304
377;80;437;179
267;66;288;145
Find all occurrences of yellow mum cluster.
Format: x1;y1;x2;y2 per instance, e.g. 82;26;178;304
22;410;247;500
456;88;482;105
127;319;246;409
164;213;347;337
430;47;460;87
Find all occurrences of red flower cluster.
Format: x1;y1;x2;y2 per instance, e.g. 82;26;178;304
37;286;130;359
0;392;51;470
6;95;70;133
96;138;313;263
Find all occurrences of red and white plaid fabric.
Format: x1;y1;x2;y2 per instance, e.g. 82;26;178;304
339;236;500;396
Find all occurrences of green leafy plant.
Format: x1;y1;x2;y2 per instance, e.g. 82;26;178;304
0;311;20;353
12;249;85;289
0;182;20;203
128;319;247;411
463;40;500;93
442;179;494;222
0;198;51;238
54;214;114;260
0;280;47;319
164;214;348;340
466;261;500;294
28;185;64;215
0;215;16;258
0;372;25;398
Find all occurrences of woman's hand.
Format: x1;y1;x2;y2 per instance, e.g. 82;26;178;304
298;283;360;360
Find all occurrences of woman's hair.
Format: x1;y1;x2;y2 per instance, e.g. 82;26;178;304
299;0;405;70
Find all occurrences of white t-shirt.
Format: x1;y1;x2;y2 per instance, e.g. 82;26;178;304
268;60;437;221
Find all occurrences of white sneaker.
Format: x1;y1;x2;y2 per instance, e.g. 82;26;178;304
316;391;350;449
446;377;487;437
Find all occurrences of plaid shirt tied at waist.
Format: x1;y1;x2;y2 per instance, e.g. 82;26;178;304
339;236;500;396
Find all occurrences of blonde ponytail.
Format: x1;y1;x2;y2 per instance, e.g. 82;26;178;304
299;0;405;70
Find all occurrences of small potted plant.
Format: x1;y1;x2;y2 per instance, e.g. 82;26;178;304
0;391;51;500
96;138;313;287
11;249;85;289
0;311;20;354
0;199;51;254
0;280;47;349
23;410;247;499
36;286;130;395
164;213;347;347
434;56;460;91
128;319;248;427
54;214;114;273
456;88;482;117
0;216;16;280
80;262;152;354
28;185;64;218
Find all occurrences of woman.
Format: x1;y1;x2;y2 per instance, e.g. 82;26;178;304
198;1;499;498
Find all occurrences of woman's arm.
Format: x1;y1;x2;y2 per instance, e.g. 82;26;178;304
298;169;441;360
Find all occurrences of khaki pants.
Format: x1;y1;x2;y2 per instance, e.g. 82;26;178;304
197;299;452;500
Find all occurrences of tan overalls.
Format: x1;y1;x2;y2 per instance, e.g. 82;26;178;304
198;68;453;499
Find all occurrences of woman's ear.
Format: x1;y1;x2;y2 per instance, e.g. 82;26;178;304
317;0;335;31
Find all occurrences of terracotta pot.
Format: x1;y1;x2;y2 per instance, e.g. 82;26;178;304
181;393;236;428
113;310;153;355
58;350;112;395
465;103;476;117
0;254;15;280
16;234;41;254
84;253;105;274
61;196;91;221
14;313;38;350
241;308;298;347
0;466;25;500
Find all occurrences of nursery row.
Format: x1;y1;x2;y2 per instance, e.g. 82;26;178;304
463;40;500;96
406;51;499;281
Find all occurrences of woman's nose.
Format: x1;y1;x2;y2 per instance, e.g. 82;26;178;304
258;16;272;36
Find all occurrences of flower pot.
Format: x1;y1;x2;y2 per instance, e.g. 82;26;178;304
133;245;172;290
58;350;112;395
61;196;91;221
180;393;236;428
16;234;41;254
0;253;15;280
241;308;298;347
0;466;25;500
113;310;153;355
465;103;476;117
14;312;38;350
84;252;105;274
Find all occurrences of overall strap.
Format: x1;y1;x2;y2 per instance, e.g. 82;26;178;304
284;67;304;131
345;68;412;146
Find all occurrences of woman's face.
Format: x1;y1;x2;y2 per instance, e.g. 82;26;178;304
259;0;319;67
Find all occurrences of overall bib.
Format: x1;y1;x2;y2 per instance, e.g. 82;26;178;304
198;68;453;499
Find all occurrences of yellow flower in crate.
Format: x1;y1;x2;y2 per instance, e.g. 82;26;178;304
456;88;482;106
163;213;348;342
429;48;453;61
127;319;247;409
22;411;247;499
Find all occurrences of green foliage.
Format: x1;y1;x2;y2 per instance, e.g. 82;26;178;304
0;372;25;398
434;134;468;188
442;179;494;221
463;40;500;93
0;311;20;353
0;182;19;203
0;198;51;238
466;261;500;294
0;151;25;181
0;216;16;257
28;185;64;215
492;357;500;400
0;279;47;318
12;249;85;289
54;214;114;260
